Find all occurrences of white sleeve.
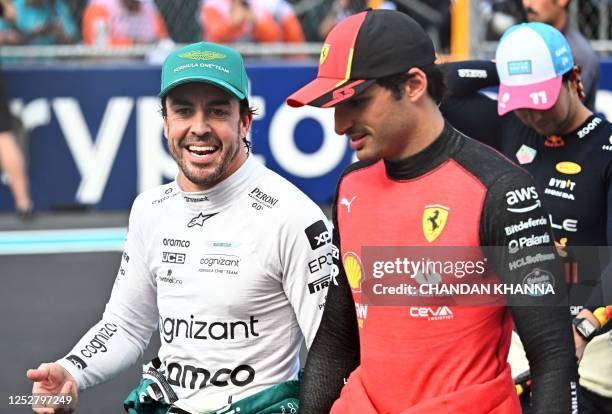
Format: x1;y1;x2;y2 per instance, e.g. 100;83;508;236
56;196;158;390
280;205;335;349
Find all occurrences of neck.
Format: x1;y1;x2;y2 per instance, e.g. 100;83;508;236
387;106;445;161
564;104;593;135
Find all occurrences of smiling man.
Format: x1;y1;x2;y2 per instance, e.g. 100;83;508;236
27;42;333;414
288;10;577;414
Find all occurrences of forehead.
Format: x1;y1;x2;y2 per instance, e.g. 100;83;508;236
166;82;238;105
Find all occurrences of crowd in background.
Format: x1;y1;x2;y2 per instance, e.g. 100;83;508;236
0;0;453;51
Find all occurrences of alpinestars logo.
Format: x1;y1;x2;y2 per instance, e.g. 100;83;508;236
187;212;218;228
66;354;88;370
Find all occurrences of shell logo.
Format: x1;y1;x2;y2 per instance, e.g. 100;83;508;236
555;161;582;175
343;252;363;292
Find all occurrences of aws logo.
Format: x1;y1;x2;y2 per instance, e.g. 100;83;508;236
343;252;363;293
422;205;449;242
506;186;541;213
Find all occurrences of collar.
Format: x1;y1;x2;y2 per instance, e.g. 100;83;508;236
384;122;463;180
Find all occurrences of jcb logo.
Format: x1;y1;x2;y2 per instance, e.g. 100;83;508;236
163;252;186;264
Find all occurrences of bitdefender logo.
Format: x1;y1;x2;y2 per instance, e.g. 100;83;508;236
187;212;218;228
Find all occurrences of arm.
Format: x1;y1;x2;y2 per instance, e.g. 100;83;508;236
482;170;578;414
440;60;505;150
280;207;334;348
299;194;360;413
28;195;158;394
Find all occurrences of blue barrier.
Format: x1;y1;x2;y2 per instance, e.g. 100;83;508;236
1;60;612;211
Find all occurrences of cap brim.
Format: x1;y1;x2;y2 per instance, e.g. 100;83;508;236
287;78;375;108
497;76;562;115
159;76;246;101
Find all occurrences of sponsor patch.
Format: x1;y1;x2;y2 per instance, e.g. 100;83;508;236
555;162;581;175
187;212;218;228
522;268;555;296
66;354;88;370
515;145;537;164
308;274;332;294
162;252;186;264
343;252;363;292
507;60;532;75
304;220;331;250
422;205;449;243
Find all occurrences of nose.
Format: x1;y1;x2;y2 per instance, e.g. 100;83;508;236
334;105;353;136
190;109;211;137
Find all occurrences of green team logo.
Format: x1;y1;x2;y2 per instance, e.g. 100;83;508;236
179;51;226;60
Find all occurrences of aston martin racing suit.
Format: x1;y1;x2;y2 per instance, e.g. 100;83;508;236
55;156;333;405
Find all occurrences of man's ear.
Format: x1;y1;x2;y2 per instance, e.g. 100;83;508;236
240;110;253;139
163;116;169;140
405;68;428;102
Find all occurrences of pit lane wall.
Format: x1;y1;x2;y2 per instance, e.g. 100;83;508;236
1;60;612;211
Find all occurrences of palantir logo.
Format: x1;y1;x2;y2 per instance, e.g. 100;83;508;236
304;220;331;250
66;354;88;370
187;212;219;228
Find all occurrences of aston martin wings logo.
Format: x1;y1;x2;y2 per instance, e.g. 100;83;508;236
422;205;449;243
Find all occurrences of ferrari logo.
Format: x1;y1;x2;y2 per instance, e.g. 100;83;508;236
320;43;330;65
422;205;449;243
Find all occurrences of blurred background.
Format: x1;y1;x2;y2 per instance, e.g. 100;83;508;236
1;0;612;412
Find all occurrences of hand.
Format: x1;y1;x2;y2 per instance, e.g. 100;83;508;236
573;329;588;363
27;363;78;413
573;309;600;362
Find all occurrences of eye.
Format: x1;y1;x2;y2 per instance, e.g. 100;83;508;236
208;108;230;118
173;106;192;116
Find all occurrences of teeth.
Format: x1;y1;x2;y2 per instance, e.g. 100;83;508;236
187;145;217;157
